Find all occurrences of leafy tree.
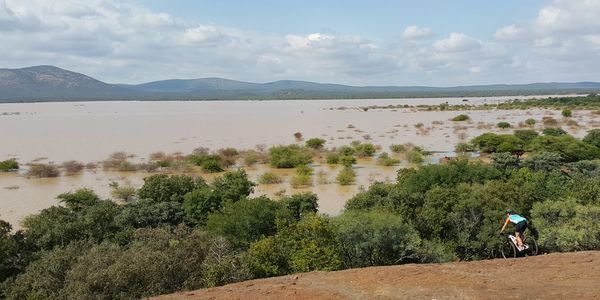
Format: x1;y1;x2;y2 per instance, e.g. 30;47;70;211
205;196;280;249
490;152;521;172
521;152;563;172
528;135;600;162
0;220;32;285
542;127;567;136
305;138;326;149
138;175;206;203
471;133;524;153
268;145;313;168
561;109;573;117
513;129;539;145
212;169;255;203
278;192;319;223
336;166;356;185
525;118;536;126
183;188;222;226
337;145;355;156
452;114;469;121
247;214;341;278
334;211;422;268
497;121;511;129
115;199;185;229
582;129;600;148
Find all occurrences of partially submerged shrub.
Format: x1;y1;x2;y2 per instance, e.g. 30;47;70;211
290;174;312;188
325;153;340;164
390;144;406;153
268;145;313;168
406;149;424;164
377;152;400;166
258;172;283;184
0;158;19;171
109;181;137;202
542;116;559;127
336;166;356;185
497;122;511;129
561;109;573;117
27;163;60;178
525;118;536;126
62;160;84;175
353;143;376;157
542;127;567;136
452;114;469;121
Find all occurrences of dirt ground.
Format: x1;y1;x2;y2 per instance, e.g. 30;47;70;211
152;251;600;300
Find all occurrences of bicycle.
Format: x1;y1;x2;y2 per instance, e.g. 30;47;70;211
500;233;538;258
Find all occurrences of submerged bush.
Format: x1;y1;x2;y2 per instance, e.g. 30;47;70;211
305;138;326;149
452;114;469;121
390;144;406;153
268;145;313;168
26;163;60;178
0;158;19;171
257;172;283;184
336;167;356;185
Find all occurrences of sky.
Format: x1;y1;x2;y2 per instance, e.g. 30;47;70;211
1;0;599;86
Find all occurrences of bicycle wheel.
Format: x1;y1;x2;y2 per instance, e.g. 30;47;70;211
523;236;538;256
500;240;517;258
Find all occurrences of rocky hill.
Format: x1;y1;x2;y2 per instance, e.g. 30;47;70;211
152;251;600;300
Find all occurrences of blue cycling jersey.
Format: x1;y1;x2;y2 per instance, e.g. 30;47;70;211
508;214;527;224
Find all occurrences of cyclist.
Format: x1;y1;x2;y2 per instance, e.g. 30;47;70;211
499;209;528;251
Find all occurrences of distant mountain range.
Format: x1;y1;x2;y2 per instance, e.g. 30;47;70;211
1;65;600;102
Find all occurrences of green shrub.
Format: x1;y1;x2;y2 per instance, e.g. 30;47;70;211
325;153;340;164
525;118;536;126
406;149;424;164
452;114;469;121
561;109;573;117
268;145;313;168
471;133;525;153
583;129;600;148
390;144;406;153
336;167;356;185
377;152;400;166
513;129;539;145
334;211;423;268
353;143;376;157
339;155;357;167
138;175;206;203
0;159;18;171
497;121;511;129
290;174;312;188
543;127;567;136
337;145;355;156
305;138;326;149
257;172;283;184
532;199;600;252
528;135;600;162
295;164;313;176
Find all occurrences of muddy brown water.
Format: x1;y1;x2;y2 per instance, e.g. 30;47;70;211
0;95;595;227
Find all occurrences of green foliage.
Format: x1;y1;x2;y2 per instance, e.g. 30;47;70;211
188;153;225;172
582;129;600;148
305;138;326;149
290;173;312;188
522;152;563;172
336;166;356;185
561;109;573;117
353;143;376;157
471;133;524;153
406;149;424;164
0;220;32;284
490;152;521;172
268;145;313;168
334;211;422;268
295;164;313;176
339;155;357;167
377;152;400;166
543;127;567;136
115;199;185;229
257;172;283;184
183;188;223;226
138;174;206;203
325;152;340;164
390;144;406;153
452;114;469;121
532;199;600;252
247;215;341;278
278;193;319;223
205;197;280;249
513;129;539;145
525;118;536;126
497;121;511;129
0;159;18;171
337;145;355;156
212;170;255;203
528;135;600;162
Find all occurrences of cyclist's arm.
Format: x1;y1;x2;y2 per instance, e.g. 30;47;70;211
499;217;510;233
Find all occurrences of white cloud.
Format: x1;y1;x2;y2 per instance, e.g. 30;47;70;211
494;25;523;40
401;25;433;40
433;33;481;52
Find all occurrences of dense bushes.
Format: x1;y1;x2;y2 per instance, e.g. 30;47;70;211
268;145;313;168
4;141;600;298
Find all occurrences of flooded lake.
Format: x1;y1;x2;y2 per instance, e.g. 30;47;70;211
0;95;595;227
